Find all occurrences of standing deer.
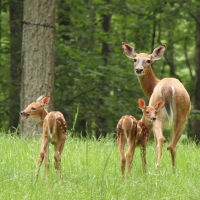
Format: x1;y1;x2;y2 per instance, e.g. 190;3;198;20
117;98;165;179
122;42;191;170
21;95;67;179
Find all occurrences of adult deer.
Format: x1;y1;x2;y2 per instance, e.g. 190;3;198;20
122;42;191;170
21;95;67;179
117;98;165;179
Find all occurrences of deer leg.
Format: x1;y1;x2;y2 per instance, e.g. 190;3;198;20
54;137;66;179
140;144;147;172
117;133;126;177
167;120;185;171
54;133;66;178
44;145;50;180
153;121;165;169
125;140;136;179
35;138;49;180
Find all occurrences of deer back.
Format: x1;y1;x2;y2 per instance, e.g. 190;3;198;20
117;115;137;141
43;111;67;143
149;78;191;126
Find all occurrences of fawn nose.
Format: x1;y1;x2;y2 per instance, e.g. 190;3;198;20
151;116;156;121
20;111;26;115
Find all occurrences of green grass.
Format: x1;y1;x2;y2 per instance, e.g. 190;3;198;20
0;133;200;200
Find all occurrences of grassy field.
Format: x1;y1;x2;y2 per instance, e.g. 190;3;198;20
0;132;200;200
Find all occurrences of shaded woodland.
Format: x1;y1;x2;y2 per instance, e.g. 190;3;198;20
1;0;199;140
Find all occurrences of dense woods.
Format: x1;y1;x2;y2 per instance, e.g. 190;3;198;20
0;0;199;140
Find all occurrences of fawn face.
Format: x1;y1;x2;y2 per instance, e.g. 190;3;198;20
138;98;165;124
142;105;158;123
20;102;45;119
20;96;50;120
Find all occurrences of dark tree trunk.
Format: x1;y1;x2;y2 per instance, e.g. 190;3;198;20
9;0;23;132
95;0;112;139
193;15;200;142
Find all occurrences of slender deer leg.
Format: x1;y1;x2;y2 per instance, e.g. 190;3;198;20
140;144;147;171
153;120;165;169
117;133;126;176
125;138;136;179
167;120;185;171
44;145;50;180
35;138;49;179
54;135;66;179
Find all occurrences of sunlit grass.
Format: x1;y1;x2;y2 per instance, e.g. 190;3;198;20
0;132;200;200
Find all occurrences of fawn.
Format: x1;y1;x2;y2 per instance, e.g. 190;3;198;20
21;95;67;179
122;42;191;170
117;98;165;179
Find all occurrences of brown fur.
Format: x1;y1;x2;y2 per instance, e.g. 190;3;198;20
122;43;191;170
21;96;67;179
116;98;164;179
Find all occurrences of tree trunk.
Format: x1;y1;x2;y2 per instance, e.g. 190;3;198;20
193;17;200;142
95;1;112;139
20;0;56;135
9;0;23;132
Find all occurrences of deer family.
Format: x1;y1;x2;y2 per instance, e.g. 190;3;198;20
117;98;165;178
122;42;191;170
20;95;67;179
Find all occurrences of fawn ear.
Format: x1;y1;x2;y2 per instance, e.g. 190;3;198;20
122;42;137;59
36;95;45;102
42;96;51;106
151;45;166;61
155;101;165;111
138;98;146;110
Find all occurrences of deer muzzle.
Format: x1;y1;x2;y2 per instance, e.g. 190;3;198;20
20;111;30;119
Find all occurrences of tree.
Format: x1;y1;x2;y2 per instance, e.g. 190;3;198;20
20;0;56;134
9;0;23;131
190;2;200;142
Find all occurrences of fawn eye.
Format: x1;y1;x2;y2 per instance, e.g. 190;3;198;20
146;59;151;64
133;58;137;63
146;111;149;114
31;107;36;111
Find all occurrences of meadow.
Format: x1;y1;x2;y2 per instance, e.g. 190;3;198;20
0;132;200;200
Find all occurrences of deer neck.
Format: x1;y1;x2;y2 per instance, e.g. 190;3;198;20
38;109;49;127
140;117;153;133
137;66;160;99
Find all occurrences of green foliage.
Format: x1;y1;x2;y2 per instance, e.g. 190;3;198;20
54;0;195;136
0;134;200;199
0;0;197;136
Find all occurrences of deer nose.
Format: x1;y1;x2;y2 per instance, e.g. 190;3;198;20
20;111;24;115
151;116;156;121
135;68;143;74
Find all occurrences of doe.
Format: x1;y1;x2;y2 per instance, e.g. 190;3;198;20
21;95;67;179
117;98;164;179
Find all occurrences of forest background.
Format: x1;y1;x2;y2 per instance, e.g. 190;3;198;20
1;0;200;141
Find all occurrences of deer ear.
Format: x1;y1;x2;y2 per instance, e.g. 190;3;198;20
138;98;146;110
122;42;137;59
151;45;166;61
36;95;45;102
155;101;165;111
41;96;51;106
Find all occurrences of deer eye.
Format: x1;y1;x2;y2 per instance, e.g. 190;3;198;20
146;111;149;114
133;58;137;62
31;107;36;111
146;59;151;64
